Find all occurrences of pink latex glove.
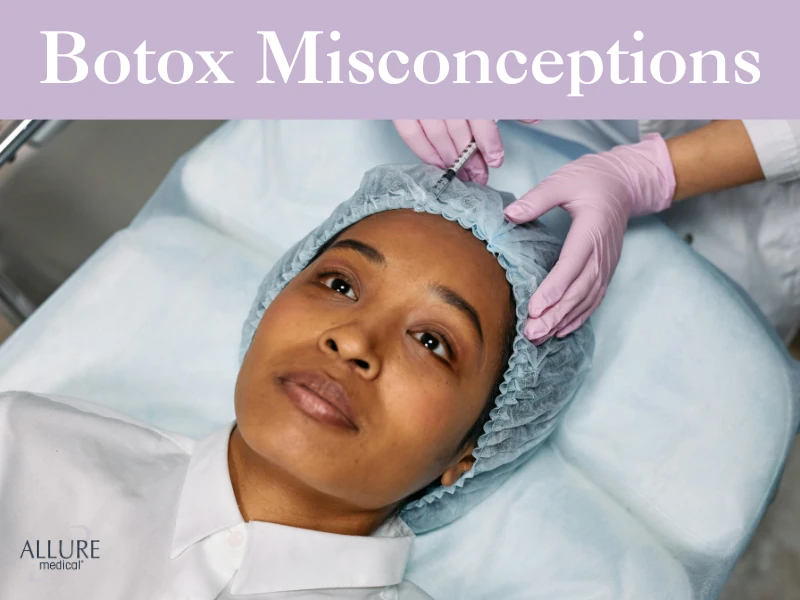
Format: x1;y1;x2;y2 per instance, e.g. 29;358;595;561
393;120;539;185
503;133;677;344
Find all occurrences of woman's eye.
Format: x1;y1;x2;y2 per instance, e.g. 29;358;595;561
413;332;449;359
322;276;357;300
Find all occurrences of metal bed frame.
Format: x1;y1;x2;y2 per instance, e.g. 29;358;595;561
0;120;70;322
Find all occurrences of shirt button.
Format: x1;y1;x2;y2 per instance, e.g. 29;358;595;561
228;529;244;548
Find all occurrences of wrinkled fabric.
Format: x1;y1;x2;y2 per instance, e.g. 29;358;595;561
240;164;594;533
0;392;431;600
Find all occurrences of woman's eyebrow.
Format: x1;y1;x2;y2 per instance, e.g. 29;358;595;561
329;239;386;265
429;284;484;345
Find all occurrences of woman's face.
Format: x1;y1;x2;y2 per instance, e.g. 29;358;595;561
235;210;512;512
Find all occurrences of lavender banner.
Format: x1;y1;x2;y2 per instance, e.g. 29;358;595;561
1;0;797;118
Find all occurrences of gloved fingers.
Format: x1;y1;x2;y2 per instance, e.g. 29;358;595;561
393;120;447;169
467;120;504;168
526;225;594;319
503;177;568;224
518;119;541;124
465;152;490;184
555;290;606;338
420;120;466;181
446;120;489;184
554;282;605;337
525;260;596;343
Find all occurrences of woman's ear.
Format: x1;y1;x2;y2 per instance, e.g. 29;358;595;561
440;445;476;487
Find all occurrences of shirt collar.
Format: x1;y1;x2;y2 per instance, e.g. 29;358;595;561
170;421;243;559
231;516;414;595
170;423;415;594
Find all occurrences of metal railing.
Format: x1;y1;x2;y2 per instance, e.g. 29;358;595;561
0;120;47;167
0;120;71;322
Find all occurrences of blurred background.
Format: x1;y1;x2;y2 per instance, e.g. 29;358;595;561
0;120;798;599
0;120;223;317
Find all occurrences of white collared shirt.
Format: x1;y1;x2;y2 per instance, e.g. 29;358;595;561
0;391;432;600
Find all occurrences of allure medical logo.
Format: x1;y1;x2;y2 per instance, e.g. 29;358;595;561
20;537;100;571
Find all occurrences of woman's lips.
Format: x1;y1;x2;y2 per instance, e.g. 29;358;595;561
277;371;359;431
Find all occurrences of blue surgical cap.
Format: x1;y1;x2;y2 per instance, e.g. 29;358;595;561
240;164;594;533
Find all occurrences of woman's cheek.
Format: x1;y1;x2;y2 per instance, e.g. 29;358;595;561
260;292;317;334
387;369;462;441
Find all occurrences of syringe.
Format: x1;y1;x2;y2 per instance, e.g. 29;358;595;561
430;140;479;199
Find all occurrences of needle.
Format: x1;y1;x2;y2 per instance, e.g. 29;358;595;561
431;140;479;199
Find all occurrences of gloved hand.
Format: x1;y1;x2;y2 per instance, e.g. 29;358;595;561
393;120;539;185
503;133;677;344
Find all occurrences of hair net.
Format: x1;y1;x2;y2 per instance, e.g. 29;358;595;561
240;164;594;533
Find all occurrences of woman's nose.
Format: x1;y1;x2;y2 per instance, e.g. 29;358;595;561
318;324;382;379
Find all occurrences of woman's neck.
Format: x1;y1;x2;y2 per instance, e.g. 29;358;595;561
227;426;392;536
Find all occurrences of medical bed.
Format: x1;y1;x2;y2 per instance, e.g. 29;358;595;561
0;120;797;599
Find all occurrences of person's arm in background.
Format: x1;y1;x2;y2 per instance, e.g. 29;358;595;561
504;119;800;343
668;120;764;202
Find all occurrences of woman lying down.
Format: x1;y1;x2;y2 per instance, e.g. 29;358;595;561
0;166;593;599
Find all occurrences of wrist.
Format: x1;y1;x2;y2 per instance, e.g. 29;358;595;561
623;133;677;216
665;120;765;202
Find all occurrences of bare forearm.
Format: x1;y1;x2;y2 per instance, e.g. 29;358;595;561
665;120;765;202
